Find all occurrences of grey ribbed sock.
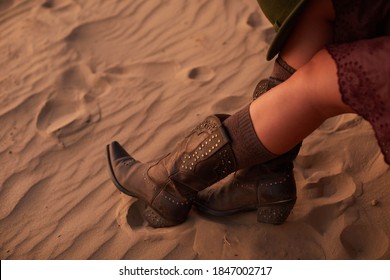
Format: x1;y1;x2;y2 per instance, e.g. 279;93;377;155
223;105;276;169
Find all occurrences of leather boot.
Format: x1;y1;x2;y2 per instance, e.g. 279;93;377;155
196;143;300;224
106;115;238;228
195;78;301;225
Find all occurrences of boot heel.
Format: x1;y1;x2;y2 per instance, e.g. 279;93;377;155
144;206;182;228
257;199;295;225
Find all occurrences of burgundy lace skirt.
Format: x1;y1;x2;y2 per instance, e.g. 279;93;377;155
326;0;390;164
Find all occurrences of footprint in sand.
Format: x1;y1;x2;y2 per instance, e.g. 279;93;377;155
175;66;215;83
41;0;58;9
40;0;76;10
188;66;215;82
107;63;215;84
0;0;13;13
187;66;215;82
340;224;389;259
106;61;179;82
36;64;108;145
246;12;263;28
301;173;357;234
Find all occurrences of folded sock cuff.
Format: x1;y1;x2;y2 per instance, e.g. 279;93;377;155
223;104;277;169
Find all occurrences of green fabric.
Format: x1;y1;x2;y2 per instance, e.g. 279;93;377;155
256;0;308;60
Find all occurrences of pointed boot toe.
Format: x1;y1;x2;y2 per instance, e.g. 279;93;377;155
106;115;238;228
106;141;140;197
106;141;188;227
109;141;131;160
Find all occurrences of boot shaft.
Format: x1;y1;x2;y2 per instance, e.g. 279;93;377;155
150;115;237;192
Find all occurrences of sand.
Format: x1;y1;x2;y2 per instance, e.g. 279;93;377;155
1;0;389;260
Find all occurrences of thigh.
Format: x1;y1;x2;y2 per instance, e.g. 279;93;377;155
280;0;335;69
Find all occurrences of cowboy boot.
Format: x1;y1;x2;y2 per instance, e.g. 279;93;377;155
195;57;300;225
195;142;300;224
107;115;238;228
107;99;283;228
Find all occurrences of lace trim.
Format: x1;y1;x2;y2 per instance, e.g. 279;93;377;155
327;40;390;164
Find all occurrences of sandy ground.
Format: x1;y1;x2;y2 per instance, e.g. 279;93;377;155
1;0;390;260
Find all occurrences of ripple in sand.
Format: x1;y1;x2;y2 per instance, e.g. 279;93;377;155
318;114;363;133
301;173;356;200
300;173;358;234
35;64;102;145
0;0;13;12
106;62;179;82
340;225;389;259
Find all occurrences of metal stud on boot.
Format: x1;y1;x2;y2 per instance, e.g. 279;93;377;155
106;115;237;228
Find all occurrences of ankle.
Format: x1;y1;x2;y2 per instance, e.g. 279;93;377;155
270;55;296;82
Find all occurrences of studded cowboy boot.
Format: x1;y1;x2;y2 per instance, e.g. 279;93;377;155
107;109;278;228
195;56;301;225
107;115;235;228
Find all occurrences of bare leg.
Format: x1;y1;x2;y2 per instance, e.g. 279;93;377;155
195;0;353;222
250;49;355;155
263;0;335;97
280;0;335;69
250;0;348;154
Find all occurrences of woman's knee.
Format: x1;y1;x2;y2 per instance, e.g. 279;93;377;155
294;49;352;117
280;0;335;68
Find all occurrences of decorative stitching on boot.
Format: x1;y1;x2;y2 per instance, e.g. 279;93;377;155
191;117;219;134
214;146;236;180
181;132;223;170
259;173;290;187
233;181;256;189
